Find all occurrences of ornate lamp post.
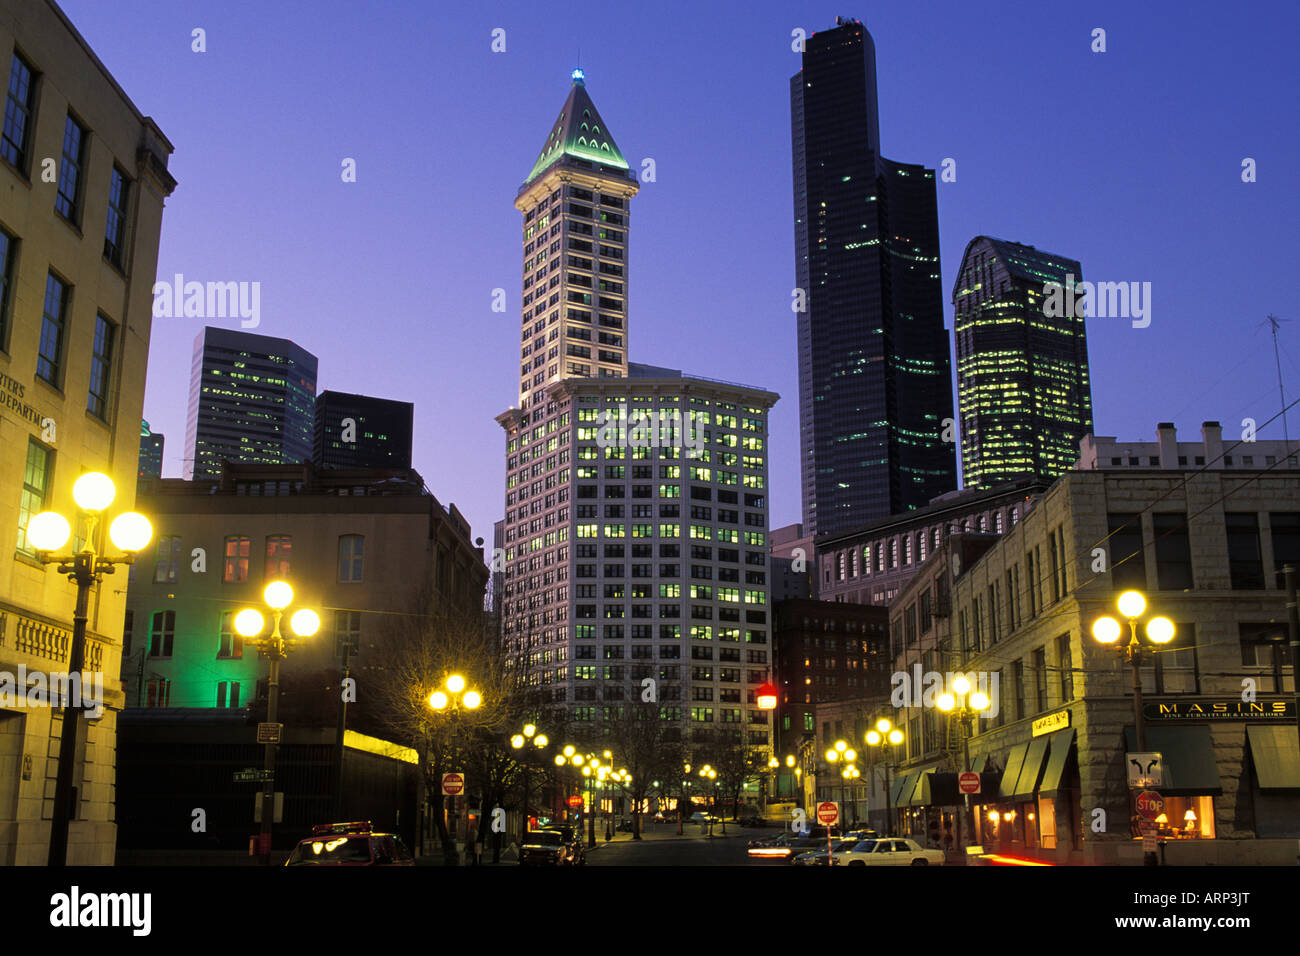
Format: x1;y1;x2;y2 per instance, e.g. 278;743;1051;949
26;472;152;867
426;673;482;857
511;723;549;849
865;718;905;835
938;676;990;852
1092;589;1174;866
235;580;320;865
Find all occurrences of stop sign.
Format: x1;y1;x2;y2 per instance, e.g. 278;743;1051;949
442;772;465;796
959;772;981;795
816;801;839;826
1135;790;1164;821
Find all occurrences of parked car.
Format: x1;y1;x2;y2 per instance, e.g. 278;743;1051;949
284;821;413;867
540;825;585;865
520;830;576;866
791;838;860;866
835;837;945;866
747;830;799;855
689;811;719;824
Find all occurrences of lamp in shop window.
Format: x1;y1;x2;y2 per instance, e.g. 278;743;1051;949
1184;808;1197;831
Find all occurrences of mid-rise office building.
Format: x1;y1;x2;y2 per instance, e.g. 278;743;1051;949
0;0;176;864
791;18;957;535
138;419;163;478
313;389;414;471
953;236;1092;487
184;327;318;480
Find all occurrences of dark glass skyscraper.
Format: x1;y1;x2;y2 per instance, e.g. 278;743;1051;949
953;236;1092;487
313;390;414;470
184;327;318;479
791;18;956;537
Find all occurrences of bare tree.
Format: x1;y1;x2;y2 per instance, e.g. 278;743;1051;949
368;591;516;864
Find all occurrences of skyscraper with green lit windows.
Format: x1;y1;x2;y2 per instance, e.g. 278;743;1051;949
952;236;1092;488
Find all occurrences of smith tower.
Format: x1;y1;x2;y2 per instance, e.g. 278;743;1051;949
513;69;639;408
498;76;778;766
791;18;957;537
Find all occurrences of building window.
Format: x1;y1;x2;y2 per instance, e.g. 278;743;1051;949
1225;513;1264;590
217;681;241;708
265;535;292;578
223;536;251;582
218;610;244;658
55;113;87;223
37;273;70;385
1011;659;1025;721
1239;623;1292;693
1107;513;1146;590
1271;513;1300;589
16;438;53;553
1057;633;1074;701
86;314;115;419
104;166;130;266
1152;513;1194;590
154;535;182;582
2;53;36;170
338;534;364;582
149;610;175;658
0;226;15;349
145;679;171;708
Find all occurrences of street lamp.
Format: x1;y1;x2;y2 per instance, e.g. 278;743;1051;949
699;765;718;837
426;673;482;857
937;675;990;853
235;580;320;865
26;472;152;866
511;723;550;850
865;718;905;836
678;762;691;835
841;764;861;826
1092;589;1174;867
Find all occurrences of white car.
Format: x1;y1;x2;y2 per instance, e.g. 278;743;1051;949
834;837;945;866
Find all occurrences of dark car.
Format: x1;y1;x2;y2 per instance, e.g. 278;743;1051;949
284;821;413;866
542;824;586;865
521;830;575;866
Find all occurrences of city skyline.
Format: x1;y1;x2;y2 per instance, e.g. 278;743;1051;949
56;0;1300;545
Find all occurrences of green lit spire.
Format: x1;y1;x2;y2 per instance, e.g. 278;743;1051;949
524;71;630;184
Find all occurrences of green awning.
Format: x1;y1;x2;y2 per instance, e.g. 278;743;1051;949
998;743;1028;801
1013;736;1050;800
890;772;916;807
1123;725;1223;796
1038;728;1077;798
1247;725;1300;791
904;770;928;808
970;754;989;773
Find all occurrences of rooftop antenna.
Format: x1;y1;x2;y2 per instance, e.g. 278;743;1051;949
1261;314;1293;458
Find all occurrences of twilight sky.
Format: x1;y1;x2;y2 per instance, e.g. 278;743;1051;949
62;0;1299;546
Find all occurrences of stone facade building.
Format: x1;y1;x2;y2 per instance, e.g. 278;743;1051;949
0;0;175;864
883;467;1299;864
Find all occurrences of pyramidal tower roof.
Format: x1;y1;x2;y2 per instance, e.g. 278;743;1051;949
524;70;630;185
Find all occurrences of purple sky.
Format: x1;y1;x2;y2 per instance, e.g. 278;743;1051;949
62;0;1299;545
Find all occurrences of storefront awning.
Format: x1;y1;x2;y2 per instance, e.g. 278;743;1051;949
970;754;989;773
1037;728;1077;798
998;743;1028;801
1012;735;1049;800
904;770;929;807
922;772;962;806
1247;725;1300;791
1123;725;1223;796
890;771;916;807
